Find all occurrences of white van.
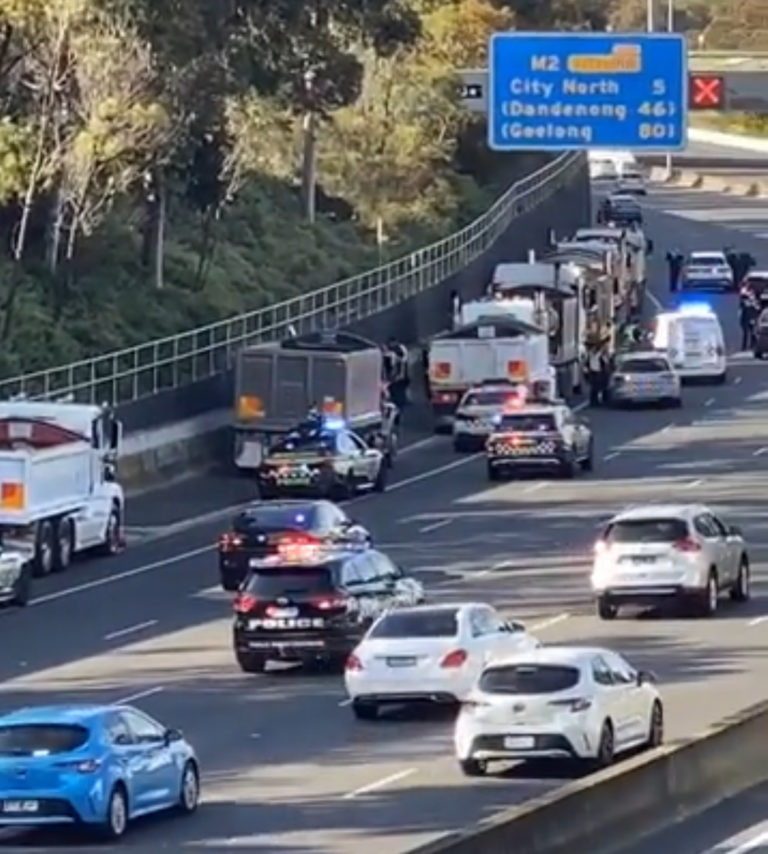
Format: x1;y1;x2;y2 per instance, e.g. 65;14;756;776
652;305;726;383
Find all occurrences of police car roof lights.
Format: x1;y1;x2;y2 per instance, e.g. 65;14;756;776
321;416;346;431
677;300;714;316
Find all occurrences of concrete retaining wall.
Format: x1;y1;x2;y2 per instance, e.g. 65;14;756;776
405;699;768;854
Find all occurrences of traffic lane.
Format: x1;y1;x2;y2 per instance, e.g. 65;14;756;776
615;782;768;854
683;141;768;162
0;368;741;682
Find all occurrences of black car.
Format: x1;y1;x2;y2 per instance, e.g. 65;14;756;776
598;194;642;226
257;418;387;499
232;549;425;672
218;500;372;591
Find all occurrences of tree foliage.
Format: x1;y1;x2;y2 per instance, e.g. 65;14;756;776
0;0;534;375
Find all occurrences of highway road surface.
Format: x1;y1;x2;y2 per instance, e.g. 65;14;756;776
3;176;768;852
617;782;768;854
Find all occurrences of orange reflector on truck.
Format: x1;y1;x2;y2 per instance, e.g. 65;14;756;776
322;398;343;415
507;360;527;381
431;361;451;379
237;395;264;418
1;482;24;510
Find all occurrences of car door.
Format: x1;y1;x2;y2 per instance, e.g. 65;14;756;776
708;513;739;583
343;554;381;630
104;712;149;811
339;432;372;483
604;652;647;744
591;655;632;748
376;552;422;606
465;608;503;676
694;514;731;585
120;709;177;809
350;431;380;481
559;410;580;456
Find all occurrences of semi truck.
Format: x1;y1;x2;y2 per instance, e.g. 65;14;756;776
0;400;124;602
233;331;398;471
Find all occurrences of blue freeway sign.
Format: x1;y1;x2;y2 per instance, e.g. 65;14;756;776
488;33;687;151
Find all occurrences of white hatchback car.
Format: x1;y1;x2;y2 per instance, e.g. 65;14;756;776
591;504;750;619
344;603;540;720
454;646;663;776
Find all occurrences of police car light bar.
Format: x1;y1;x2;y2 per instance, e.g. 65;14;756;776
677;300;714;315
322;416;346;430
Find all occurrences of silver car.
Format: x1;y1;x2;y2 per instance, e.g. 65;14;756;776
608;351;681;407
0;547;32;607
452;383;521;452
591;504;750;619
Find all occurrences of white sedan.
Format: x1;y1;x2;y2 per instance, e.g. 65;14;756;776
454;646;663;776
344;603;540;720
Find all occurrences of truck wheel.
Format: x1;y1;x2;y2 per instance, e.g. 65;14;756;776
97;507;122;557
32;520;55;577
386;433;397;469
373;464;387;493
53;518;74;572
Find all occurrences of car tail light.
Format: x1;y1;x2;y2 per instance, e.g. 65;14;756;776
56;758;101;773
278;533;322;561
234;592;258;612
311;595;348;611
674;537;701;552
218;532;242;552
549;697;592;712
345;653;363;671
594;539;608;554
440;649;468;668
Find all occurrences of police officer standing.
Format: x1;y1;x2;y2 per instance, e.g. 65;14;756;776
586;346;608;406
385;337;409;409
666;249;684;292
740;294;759;351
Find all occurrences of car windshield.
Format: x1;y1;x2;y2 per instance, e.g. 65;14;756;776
271;431;336;454
617;358;669;373
244;566;336;596
688;255;724;266
497;414;556;432
604;518;688;543
234;505;316;532
369;609;458;639
462;391;511;407
479;664;580;694
0;724;89;756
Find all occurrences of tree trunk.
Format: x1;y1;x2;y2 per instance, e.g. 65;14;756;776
46;182;64;274
153;169;165;289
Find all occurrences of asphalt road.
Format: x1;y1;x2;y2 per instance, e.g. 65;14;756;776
4;178;768;852
616;782;768;854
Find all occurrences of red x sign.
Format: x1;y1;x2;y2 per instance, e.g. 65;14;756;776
689;74;725;109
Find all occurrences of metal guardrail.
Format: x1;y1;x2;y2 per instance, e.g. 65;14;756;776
0;151;584;405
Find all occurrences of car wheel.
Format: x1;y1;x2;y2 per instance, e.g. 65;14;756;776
694;571;719;617
730;558;751;602
453;436;468;453
352;700;379;720
487;463;501;481
597;596;618;621
713;372;727;385
646;702;664;749
580;441;594;472
99;784;129;839
373;463;387;493
11;563;31;607
559;456;576;478
237;653;266;674
459;758;487;777
177;761;200;814
591;721;615;770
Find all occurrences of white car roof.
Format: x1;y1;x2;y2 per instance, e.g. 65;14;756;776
485;645;614;669
616;351;668;362
689;250;726;259
609;194;636;202
608;503;710;522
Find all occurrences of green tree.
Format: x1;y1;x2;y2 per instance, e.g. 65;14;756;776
422;0;516;67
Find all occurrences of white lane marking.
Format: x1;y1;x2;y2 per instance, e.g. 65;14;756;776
753;447;768;456
342;768;416;799
682;478;704;489
419;519;451;534
707;827;768;854
735;375;743;385
660;423;672;433
338;698;352;707
705;397;715;407
647;290;663;311
529;612;570;631
104;619;158;641
603;451;620;461
250;733;261;739
522;482;547;493
748;615;768;627
115;686;165;704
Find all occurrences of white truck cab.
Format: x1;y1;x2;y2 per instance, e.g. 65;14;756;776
0;400;124;582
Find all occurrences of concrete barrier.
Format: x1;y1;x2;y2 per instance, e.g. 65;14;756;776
405;698;768;854
654;168;765;196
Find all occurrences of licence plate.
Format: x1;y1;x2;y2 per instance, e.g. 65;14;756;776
3;800;38;813
268;608;298;618
386;657;416;667
631;556;656;564
503;736;534;749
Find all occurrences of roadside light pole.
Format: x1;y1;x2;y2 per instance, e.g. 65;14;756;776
300;69;317;224
648;0;676;178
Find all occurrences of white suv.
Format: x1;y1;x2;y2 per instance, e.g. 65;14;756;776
591;504;750;619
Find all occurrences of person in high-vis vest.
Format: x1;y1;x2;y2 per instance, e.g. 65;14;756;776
586;346;607;406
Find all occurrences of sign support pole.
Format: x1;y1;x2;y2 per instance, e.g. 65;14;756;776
665;0;674;179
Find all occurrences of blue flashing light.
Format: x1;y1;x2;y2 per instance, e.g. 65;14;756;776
491;413;503;426
677;300;714;315
322;416;346;431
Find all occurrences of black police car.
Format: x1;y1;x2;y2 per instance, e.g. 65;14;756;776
598;194;642;226
232;550;425;672
218;500;372;591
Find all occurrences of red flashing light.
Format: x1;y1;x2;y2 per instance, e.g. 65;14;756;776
674;537;701;553
311;595;347;610
345;653;363;671
234;592;258;612
218;532;242;551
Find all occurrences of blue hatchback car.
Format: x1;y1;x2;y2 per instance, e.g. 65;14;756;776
0;704;200;839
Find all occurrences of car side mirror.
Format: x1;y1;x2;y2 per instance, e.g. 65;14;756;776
636;670;655;686
164;728;183;745
728;525;743;537
504;620;526;633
